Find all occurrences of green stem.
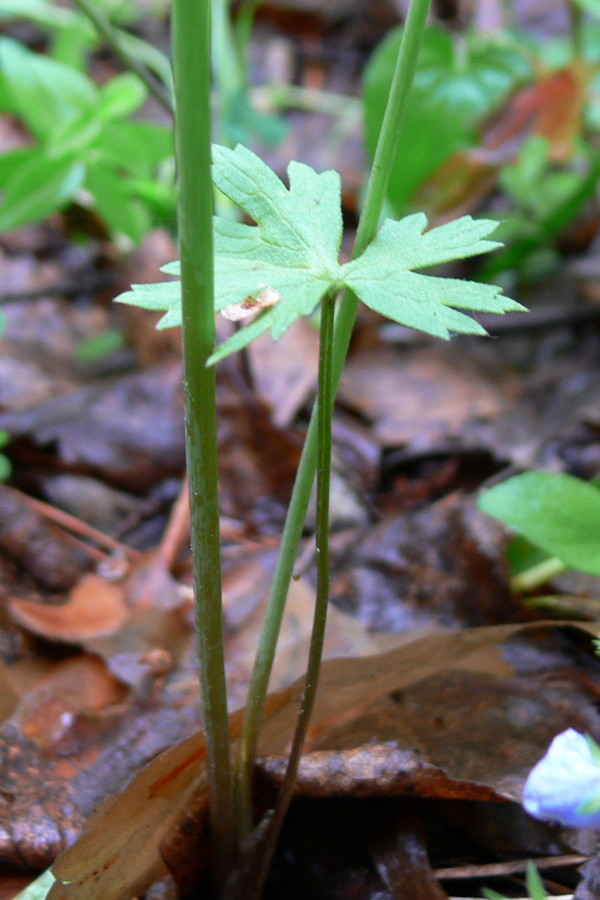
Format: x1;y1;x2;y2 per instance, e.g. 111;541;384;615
569;0;586;58
231;291;336;900
234;0;432;847
212;0;245;139
510;556;566;593
71;0;174;115
252;84;361;118
172;0;234;888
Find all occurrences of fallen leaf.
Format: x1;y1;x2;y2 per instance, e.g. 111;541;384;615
9;574;130;642
11;656;127;751
49;622;600;900
338;345;503;447
248;318;320;427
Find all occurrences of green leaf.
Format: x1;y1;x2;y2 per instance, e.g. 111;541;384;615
0;154;84;232
573;0;600;20
116;145;522;357
341;213;523;339
586;733;600;767
118;143;343;352
478;471;600;576
97;73;148;122
85;161;149;243
362;25;531;214
0;0;93;36
76;330;126;362
47;108;101;158
525;862;547;900
13;867;55;900
0;37;96;141
0;146;38;183
95;121;173;179
116;275;182;328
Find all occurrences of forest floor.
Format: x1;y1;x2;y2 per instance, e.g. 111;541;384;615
3;0;600;897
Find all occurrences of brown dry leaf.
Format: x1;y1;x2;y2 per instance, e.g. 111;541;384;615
0;364;186;492
331;494;514;633
482;65;589;165
248;318;320;428
0;660;20;725
10;655;127;751
338;346;503;447
47;711;240;900
48;621;599;900
9;574;130;642
226;574;413;708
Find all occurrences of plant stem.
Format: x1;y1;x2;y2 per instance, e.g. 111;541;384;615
172;0;234;887
511;556;566;593
233;290;336;900
71;0;174;115
212;0;245;139
234;0;432;846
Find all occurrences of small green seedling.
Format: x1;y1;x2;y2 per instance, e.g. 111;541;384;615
483;861;547;900
478;470;600;591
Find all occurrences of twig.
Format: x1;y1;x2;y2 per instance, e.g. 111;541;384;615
71;0;174;116
434;853;589;880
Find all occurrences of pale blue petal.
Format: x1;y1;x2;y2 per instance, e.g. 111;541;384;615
522;729;600;828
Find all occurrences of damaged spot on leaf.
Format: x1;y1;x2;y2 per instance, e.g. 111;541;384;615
221;286;282;322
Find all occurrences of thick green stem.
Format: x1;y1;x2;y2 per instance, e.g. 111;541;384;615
71;0;174;115
172;0;234;887
235;0;432;846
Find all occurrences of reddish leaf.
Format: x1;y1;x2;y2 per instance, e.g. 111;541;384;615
9;574;130;642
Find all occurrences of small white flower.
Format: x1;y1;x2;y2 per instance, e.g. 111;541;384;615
522;728;600;828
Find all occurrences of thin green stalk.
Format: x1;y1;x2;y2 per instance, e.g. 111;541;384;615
234;0;432;844
252;84;361;118
71;0;174;115
172;0;234;888
234;0;263;72
510;557;566;593
230;290;336;900
212;0;245;137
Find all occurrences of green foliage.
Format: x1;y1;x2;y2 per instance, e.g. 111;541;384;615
12;869;56;900
480;136;600;280
0;430;12;482
483;862;547;900
362;24;531;214
75;329;126;362
117;143;523;361
362;16;600;282
0;36;174;240
478;471;600;576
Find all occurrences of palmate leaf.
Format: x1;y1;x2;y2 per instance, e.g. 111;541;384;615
342;213;523;339
115;143;524;361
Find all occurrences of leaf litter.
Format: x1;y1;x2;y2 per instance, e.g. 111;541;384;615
4;0;600;897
